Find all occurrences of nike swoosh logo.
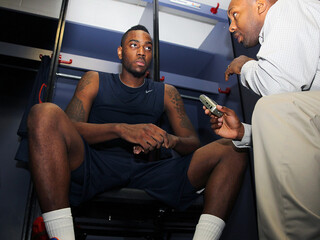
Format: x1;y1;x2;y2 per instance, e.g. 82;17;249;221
145;89;153;94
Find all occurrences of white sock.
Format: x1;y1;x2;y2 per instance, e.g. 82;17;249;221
42;208;75;240
193;214;226;240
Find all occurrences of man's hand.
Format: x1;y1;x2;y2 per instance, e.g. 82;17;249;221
133;133;179;154
203;105;244;140
225;55;254;81
117;123;173;154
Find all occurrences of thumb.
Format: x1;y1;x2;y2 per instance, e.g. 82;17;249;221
217;105;231;115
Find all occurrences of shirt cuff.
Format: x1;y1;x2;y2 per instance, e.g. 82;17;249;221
240;60;259;91
232;123;252;148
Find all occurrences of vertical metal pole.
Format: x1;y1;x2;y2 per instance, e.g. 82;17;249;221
153;0;160;82
45;0;69;102
21;2;69;240
152;0;161;162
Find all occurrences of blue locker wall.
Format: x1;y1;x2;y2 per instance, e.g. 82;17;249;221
55;14;258;238
54;2;259;237
0;8;58;239
0;1;260;238
0;63;36;240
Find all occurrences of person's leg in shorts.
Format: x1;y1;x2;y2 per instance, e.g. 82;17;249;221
70;148;133;206
189;138;248;239
130;138;248;239
28;103;86;240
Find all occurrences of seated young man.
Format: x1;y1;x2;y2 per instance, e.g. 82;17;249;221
27;25;248;240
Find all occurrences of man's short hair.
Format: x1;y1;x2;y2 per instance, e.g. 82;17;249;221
121;25;150;46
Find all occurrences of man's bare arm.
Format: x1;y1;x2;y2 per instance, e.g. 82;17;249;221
164;84;200;155
65;71;97;122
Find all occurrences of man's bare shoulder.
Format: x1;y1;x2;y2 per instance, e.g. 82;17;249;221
164;84;181;101
81;71;99;83
83;71;99;77
76;71;99;92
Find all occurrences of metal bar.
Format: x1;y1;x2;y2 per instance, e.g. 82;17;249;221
56;72;199;101
22;2;69;237
21;181;33;240
56;72;81;80
153;0;160;82
45;0;69;102
180;94;199;101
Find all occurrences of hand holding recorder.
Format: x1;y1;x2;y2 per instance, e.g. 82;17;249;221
199;94;244;140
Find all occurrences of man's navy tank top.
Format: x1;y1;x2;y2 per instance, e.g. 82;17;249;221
87;72;165;154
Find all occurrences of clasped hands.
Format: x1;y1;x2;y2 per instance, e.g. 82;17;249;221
118;123;177;154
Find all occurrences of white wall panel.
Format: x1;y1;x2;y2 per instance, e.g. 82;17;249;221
159;11;214;49
0;0;62;18
0;0;221;49
66;0;146;33
66;0;216;49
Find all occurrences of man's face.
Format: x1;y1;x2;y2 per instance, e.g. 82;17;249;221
228;0;262;48
118;30;153;78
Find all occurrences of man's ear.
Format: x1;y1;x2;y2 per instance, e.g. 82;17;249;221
257;0;267;15
117;46;123;60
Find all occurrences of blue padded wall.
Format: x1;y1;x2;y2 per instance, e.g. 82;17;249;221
62;22;122;63
54;3;258;236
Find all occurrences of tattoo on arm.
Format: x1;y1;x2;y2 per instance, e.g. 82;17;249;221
65;96;86;122
167;87;194;131
77;72;92;92
65;72;95;122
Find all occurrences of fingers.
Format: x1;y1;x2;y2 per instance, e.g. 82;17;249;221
161;133;178;150
133;145;144;154
136;124;169;153
141;135;160;152
217;105;236;117
203;105;224;118
152;131;166;149
225;56;253;81
147;125;167;149
225;64;233;81
161;132;170;148
209;112;223;128
203;106;212;116
204;105;225;131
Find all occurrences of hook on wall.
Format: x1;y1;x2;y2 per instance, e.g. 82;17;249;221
58;55;73;64
39;54;72;64
218;87;231;94
210;3;220;14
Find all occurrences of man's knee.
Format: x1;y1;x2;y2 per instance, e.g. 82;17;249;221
194;138;248;166
218;138;248;170
27;103;64;134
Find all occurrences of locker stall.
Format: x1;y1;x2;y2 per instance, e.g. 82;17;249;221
0;0;259;239
0;5;61;240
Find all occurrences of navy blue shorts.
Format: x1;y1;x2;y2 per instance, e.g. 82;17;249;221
69;140;199;211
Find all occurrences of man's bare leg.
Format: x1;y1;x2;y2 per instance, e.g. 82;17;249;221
189;138;248;239
27;103;85;239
